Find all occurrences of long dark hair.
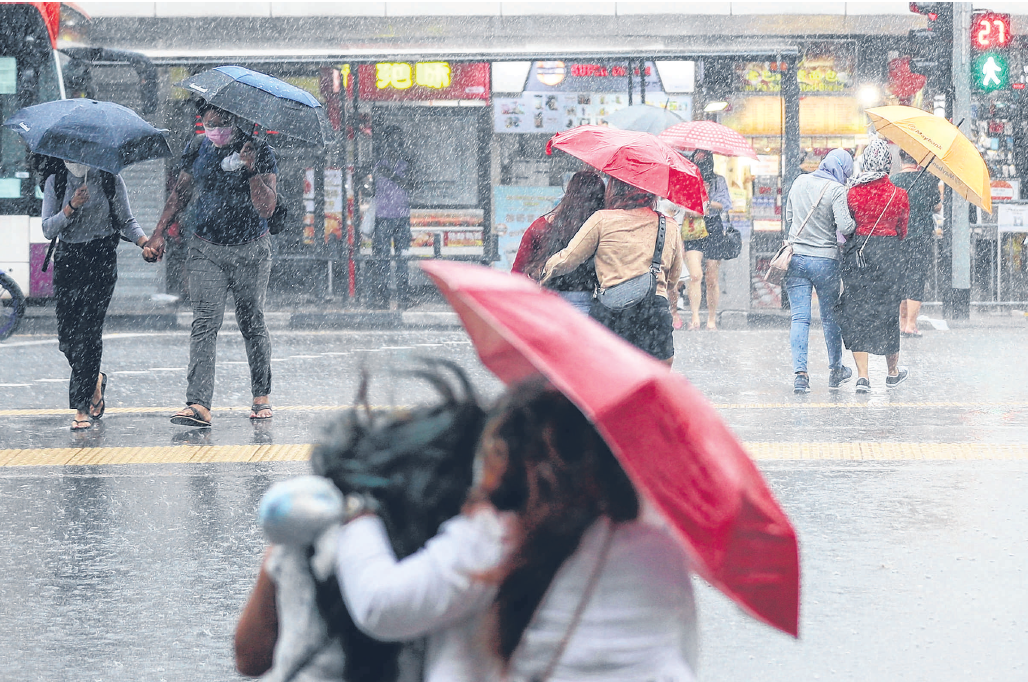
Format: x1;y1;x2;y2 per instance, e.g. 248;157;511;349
604;177;655;210
475;379;639;663
545;170;605;254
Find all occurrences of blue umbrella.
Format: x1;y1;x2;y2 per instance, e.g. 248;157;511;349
176;66;331;146
2;99;171;175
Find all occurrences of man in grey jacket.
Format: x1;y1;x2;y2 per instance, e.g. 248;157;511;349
782;149;857;394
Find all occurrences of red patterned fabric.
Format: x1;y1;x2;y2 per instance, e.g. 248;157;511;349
847;177;910;239
659;121;759;160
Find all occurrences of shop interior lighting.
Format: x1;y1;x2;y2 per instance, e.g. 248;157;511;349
703;100;729;113
858;84;882;108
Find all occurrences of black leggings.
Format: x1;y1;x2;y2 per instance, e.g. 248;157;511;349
54;236;118;411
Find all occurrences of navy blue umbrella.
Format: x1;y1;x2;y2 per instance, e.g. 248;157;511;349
2;99;172;174
177;66;331;146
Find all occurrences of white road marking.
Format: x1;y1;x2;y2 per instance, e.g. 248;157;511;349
34;378;66;383
0;383;30;387
149;368;185;371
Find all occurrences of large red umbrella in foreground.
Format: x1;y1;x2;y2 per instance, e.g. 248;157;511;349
547;124;707;213
422;260;800;637
659;120;760;160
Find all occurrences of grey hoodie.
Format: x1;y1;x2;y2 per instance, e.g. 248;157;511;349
783;173;855;261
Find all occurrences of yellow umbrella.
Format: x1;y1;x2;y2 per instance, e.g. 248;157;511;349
865;105;992;213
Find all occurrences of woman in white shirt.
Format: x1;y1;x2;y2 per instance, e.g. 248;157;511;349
335;380;698;682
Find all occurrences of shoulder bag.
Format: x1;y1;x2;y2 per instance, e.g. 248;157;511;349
763;181;832;285
596;215;666;311
681;215;708;242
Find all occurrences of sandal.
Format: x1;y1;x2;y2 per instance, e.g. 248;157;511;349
171;405;211;427
71;417;93;431
89;372;108;420
250;402;273;420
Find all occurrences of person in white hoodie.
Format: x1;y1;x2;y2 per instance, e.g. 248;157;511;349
783;149;857;394
334;380;698;682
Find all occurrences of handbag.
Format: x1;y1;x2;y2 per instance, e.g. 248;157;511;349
763;182;831;285
853;188;898;269
596;216;665;311
681;215;708;242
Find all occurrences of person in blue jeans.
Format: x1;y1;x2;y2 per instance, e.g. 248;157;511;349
783;150;857;394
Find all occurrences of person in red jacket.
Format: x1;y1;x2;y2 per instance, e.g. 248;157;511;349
840;139;911;393
512;170;605;313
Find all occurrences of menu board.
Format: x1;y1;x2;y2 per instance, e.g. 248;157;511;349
494;92;692;134
493;185;565;270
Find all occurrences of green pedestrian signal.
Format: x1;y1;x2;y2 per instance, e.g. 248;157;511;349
973;52;1008;91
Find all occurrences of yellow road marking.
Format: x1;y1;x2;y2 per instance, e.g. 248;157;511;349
0;442;1024;467
3;401;1027;417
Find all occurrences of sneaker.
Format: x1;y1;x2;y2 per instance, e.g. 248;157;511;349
793;373;810;394
855;377;871;393
886;367;909;388
828;366;853;389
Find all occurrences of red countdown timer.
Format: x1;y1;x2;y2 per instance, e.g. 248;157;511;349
972;12;1012;50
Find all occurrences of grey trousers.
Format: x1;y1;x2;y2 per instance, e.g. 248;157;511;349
186;234;272;409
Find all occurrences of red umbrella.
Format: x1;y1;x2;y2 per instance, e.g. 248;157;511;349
659;120;760;160
421;260;801;637
547;124;707;213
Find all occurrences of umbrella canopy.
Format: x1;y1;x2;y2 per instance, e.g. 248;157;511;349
547;125;707;213
421;260;801;638
3;99;171;175
659;120;759;160
176;65;331;146
605;104;684;135
865;105;992;213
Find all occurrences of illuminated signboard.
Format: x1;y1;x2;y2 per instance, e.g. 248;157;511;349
358;62;489;101
737;60;853;93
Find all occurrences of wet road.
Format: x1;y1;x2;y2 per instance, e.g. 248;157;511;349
1;325;1026;680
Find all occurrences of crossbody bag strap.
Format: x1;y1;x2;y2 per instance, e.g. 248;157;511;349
858;188;898;258
649;215;667;275
506;519;616;682
789;181;831;244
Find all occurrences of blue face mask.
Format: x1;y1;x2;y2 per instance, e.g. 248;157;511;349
64;161;89;178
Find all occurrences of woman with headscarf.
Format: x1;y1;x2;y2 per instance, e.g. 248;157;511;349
782;149;857;394
512;170;606;314
540;178;684;366
840;139;911;393
681;150;734;330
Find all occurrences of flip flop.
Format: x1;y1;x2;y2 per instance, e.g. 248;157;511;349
171;405;211;427
89;372;108;420
71;418;93;431
250;403;273;420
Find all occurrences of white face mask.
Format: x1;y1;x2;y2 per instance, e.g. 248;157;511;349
64;161;89;178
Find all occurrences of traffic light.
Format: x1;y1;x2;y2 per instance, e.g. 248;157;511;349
970;12;1012;92
908;2;953;89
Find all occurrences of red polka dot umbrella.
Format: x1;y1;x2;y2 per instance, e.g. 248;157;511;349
659;120;759;160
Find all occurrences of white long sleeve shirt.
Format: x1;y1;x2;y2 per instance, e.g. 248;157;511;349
335;508;698;682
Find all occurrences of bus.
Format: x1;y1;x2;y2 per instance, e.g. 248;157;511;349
0;2;64;302
1;2;159;304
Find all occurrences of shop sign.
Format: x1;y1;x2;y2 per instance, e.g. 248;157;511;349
358;62;490;101
736;60;852;93
525;60;662;93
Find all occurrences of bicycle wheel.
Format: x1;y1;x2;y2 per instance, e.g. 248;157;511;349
0;270;26;341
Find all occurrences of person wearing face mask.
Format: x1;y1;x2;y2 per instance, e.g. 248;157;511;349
41;158;149;431
682;150;734;330
145;103;278;427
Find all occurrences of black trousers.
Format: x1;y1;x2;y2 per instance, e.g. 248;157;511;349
54;236;118;411
368;217;412;308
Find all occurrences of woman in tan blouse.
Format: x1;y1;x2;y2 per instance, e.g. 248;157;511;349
541;178;683;365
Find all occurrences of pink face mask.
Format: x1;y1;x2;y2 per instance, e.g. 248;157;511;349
204;126;233;146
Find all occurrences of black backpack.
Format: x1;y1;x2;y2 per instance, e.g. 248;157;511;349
38;158;126;271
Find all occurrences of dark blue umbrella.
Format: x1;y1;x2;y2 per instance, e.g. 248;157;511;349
177;66;331;146
2;99;171;174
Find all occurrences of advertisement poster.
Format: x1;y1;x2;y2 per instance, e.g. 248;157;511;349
493;185;565;271
323;168;343;242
